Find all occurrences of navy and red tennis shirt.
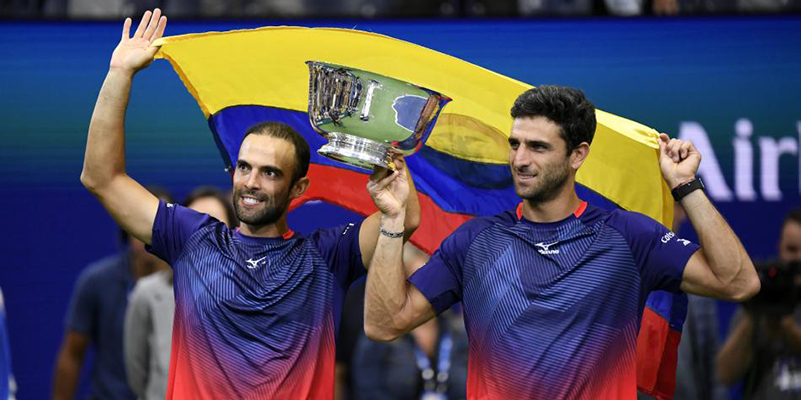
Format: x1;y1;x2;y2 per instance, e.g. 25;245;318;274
408;201;700;400
147;200;365;400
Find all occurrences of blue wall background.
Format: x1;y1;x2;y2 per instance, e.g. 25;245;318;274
1;16;800;399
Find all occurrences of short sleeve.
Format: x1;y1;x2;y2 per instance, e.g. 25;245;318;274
608;210;701;294
64;269;97;335
309;221;365;289
408;223;475;314
147;200;217;265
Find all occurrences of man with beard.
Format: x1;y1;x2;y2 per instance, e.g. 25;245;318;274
363;85;760;400
80;9;418;400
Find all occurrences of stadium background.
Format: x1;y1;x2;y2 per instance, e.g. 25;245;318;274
0;15;800;399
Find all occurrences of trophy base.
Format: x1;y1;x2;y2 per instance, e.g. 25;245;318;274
318;132;395;171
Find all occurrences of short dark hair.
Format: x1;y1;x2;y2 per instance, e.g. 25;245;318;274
510;85;597;154
785;209;801;227
243;121;310;185
182;186;238;228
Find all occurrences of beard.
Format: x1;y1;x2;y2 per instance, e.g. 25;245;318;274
233;187;291;227
513;158;571;205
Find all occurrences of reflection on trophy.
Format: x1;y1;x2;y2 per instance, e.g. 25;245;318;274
307;61;450;170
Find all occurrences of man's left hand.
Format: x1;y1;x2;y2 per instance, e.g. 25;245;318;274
658;133;702;189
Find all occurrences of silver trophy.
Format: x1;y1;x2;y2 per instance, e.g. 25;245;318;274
307;61;450;170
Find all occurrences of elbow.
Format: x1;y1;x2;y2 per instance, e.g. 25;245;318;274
80;168;109;195
729;276;760;302
364;322;401;342
80;170;97;193
81;169;122;195
722;266;761;302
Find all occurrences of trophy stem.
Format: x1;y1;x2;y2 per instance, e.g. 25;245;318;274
318;132;395;171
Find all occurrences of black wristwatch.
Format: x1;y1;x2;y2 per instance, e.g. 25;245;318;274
671;177;705;202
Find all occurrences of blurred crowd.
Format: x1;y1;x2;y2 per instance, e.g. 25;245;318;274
2;0;801;19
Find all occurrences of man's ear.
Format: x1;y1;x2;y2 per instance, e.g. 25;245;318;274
290;176;310;200
570;142;591;170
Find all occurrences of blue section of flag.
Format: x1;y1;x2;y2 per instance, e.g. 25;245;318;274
208;105;626;218
646;290;688;332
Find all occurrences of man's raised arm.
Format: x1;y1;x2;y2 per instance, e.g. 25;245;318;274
359;154;421;267
363;159;436;341
658;133;760;300
80;9;167;245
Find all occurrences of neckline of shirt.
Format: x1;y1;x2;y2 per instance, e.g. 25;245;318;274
515;201;588;229
234;228;296;243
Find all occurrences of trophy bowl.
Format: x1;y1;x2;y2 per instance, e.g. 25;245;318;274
307;61;450;170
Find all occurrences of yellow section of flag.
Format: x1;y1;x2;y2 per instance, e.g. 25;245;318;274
154;26;673;225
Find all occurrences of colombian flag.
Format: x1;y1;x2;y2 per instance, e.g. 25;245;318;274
154;27;685;399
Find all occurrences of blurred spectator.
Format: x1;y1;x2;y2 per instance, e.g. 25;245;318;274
351;312;468;400
738;0;795;12
0;288;16;400
518;0;681;16
716;208;801;399
123;186;235;400
337;244;468;400
52;187;173;400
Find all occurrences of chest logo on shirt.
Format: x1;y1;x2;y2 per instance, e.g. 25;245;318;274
535;241;560;255
245;256;267;269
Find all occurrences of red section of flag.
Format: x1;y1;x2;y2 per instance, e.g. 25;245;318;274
636;307;680;400
291;164;472;254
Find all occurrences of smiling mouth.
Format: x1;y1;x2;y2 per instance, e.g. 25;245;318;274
515;172;537;181
240;196;263;206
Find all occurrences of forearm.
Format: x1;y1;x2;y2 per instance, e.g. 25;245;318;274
80;68;134;191
52;351;82;400
403;170;421;239
716;316;754;384
364;212;410;340
683;189;757;298
781;318;801;353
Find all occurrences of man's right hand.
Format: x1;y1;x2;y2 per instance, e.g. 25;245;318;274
109;9;167;75
366;152;410;219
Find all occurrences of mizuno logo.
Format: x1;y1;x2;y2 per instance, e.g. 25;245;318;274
535;241;560;255
245;256;267;269
677;239;691;246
